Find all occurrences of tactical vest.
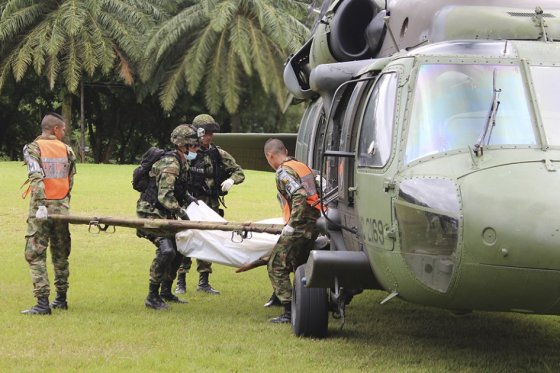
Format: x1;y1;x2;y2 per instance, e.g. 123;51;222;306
141;152;188;211
188;146;229;197
36;139;70;200
279;159;322;224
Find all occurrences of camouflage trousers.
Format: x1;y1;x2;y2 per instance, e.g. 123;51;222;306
25;216;71;298
267;235;315;304
140;234;183;285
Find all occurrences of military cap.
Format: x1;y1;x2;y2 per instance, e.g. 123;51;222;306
192;114;220;133
170;124;199;146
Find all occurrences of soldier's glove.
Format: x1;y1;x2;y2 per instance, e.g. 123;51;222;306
35;205;48;219
281;224;294;236
178;208;189;220
186;193;199;206
221;178;234;192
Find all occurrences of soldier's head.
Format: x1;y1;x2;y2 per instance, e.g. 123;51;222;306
264;138;288;170
41;112;67;140
170;124;200;158
192;114;220;148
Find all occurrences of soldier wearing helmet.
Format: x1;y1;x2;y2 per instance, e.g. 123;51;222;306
173;114;245;295
136;124;199;310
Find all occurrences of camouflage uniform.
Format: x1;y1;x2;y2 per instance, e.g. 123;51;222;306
23;135;76;299
268;157;320;304
181;145;245;274
137;152;189;285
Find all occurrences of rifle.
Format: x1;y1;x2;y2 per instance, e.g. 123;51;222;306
47;214;283;236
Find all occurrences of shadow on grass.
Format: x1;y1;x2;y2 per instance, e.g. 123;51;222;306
326;291;560;371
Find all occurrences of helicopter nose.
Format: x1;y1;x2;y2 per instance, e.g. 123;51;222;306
461;161;560;270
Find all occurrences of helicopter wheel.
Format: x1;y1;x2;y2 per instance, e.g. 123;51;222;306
292;265;329;338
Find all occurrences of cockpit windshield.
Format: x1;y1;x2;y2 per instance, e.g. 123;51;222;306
405;64;536;164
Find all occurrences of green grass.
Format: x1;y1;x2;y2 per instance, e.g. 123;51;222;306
1;161;560;372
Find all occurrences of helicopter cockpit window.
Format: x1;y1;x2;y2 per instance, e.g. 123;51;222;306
529;66;560;146
357;73;398;168
405;64;536;164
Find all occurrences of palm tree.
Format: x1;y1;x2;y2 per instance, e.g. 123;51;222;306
143;0;309;115
0;0;165;135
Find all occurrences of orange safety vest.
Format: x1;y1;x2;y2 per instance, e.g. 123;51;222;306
280;159;322;224
36;139;70;200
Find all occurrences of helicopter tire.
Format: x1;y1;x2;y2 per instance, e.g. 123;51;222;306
291;265;329;338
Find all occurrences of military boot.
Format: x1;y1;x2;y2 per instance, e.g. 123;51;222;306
175;272;186;294
145;283;169;310
264;292;282;308
51;291;68;310
269;302;292;324
21;296;51;315
196;272;220;295
160;281;187;304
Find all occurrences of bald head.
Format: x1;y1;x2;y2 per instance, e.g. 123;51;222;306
264;138;286;156
41;113;66;132
264;138;288;170
41;112;67;140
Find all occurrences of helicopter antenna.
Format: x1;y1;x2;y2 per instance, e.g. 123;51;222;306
383;16;400;51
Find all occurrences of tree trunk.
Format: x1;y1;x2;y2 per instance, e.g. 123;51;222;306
60;90;73;145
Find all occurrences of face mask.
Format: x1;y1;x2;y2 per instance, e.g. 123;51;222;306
186;151;197;161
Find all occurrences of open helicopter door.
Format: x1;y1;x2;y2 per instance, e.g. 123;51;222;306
353;69;400;254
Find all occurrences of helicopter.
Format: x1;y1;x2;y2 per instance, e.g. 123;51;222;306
284;0;560;338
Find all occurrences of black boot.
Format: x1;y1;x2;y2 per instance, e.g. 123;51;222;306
51;291;68;310
160;281;187;304
269;302;292;324
197;272;220;295
264;292;282;308
145;283;169;310
21;296;51;315
175;272;186;294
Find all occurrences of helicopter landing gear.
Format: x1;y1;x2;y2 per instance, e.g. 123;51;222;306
330;277;363;330
291;265;329;338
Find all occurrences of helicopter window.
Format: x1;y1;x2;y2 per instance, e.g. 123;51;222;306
395;178;460;293
530;66;560;146
405;64;536;164
357;73;398;168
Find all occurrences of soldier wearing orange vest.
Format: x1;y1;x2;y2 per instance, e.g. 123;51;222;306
263;138;321;323
21;112;76;315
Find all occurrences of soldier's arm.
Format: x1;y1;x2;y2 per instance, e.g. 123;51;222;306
287;189;309;229
66;145;77;193
156;159;182;213
219;149;245;184
23;142;46;202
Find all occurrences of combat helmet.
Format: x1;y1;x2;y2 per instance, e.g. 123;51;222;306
192;114;220;133
170;124;199;146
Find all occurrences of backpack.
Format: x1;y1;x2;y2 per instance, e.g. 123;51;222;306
132;147;166;192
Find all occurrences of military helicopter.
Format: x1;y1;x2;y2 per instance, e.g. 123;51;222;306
285;0;560;338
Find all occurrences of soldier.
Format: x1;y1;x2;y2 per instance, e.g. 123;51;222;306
174;114;245;295
263;138;321;323
137;124;199;310
21;112;77;315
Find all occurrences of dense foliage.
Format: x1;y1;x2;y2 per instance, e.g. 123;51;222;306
0;0;310;162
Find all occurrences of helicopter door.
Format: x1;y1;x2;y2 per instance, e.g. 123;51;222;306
355;72;399;252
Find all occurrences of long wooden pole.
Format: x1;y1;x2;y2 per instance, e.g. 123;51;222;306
48;214;283;235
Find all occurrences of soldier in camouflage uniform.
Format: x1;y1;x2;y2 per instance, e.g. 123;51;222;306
137;124;199;310
21;112;76;315
263;138;321;323
174;114;245;295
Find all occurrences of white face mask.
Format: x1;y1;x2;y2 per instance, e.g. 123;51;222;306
186;151;198;161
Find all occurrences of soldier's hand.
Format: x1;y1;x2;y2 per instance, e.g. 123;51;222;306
221;178;234;192
186;193;199;206
282;224;294;236
35;205;48;219
178;208;189;220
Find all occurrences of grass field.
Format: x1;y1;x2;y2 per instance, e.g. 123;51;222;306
1;161;560;372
